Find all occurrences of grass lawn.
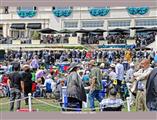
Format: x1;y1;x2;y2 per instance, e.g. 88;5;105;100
0;97;136;112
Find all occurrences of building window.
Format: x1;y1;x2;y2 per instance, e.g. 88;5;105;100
108;20;130;27
0;27;2;36
64;21;78;28
135;19;157;26
82;21;104;28
17;6;36;11
11;30;25;39
3;6;9;14
52;6;73;10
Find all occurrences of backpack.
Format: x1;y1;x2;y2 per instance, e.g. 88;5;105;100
46;83;52;93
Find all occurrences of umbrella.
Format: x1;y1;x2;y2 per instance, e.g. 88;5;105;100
108;28;129;33
135;47;151;51
58;29;74;33
129;27;145;30
38;28;57;34
136;27;157;32
91;28;106;33
75;29;92;33
90;32;103;35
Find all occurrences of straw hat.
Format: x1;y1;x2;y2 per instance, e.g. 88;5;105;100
68;62;80;72
110;64;116;68
130;62;135;67
78;70;84;74
46;74;52;79
86;71;90;74
89;60;96;66
22;64;30;70
100;63;105;68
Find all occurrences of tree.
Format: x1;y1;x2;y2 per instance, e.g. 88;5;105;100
32;31;40;40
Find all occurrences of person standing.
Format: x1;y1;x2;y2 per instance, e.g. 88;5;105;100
21;64;32;105
125;63;135;83
125;62;135;105
7;64;24;111
143;49;149;59
108;64;117;81
30;55;39;71
88;60;103;111
115;59;124;98
124;49;132;63
134;59;153;111
66;62;86;111
146;60;157;111
149;49;155;62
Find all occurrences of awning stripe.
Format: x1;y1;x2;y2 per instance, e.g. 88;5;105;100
10;23;25;29
27;23;41;29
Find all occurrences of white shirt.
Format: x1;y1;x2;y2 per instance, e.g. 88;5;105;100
109;71;117;80
44;78;56;92
125;68;134;82
115;63;124;81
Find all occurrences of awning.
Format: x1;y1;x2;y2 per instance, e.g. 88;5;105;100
38;28;57;34
10;23;25;29
27;23;41;29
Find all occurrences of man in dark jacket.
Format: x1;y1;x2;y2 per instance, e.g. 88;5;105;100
8;64;24;111
21;64;32;105
146;62;157;111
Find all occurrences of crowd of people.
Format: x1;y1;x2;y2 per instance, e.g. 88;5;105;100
0;36;13;44
0;31;156;47
135;32;156;47
80;34;104;44
106;34;129;44
40;35;69;44
0;48;157;112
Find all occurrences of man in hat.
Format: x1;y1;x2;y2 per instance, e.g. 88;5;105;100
88;60;103;111
66;62;86;111
7;63;24;111
146;59;157;111
109;64;117;81
125;62;135;83
125;62;135;105
100;88;124;111
30;55;39;71
115;59;124;98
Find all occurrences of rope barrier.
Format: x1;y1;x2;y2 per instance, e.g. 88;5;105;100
0;94;130;112
32;97;61;109
0;97;29;105
32;96;128;111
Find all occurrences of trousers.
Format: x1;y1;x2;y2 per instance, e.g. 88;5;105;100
10;88;21;111
135;91;148;111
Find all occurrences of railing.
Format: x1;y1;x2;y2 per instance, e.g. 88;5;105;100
0;89;132;112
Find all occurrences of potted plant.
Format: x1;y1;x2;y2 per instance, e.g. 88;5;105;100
31;31;40;44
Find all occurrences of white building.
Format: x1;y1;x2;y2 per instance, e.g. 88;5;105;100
0;6;157;38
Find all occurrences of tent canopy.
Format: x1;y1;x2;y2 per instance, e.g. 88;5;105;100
38;28;57;34
91;28;106;33
58;29;74;33
136;27;157;32
108;28;129;33
75;29;92;33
